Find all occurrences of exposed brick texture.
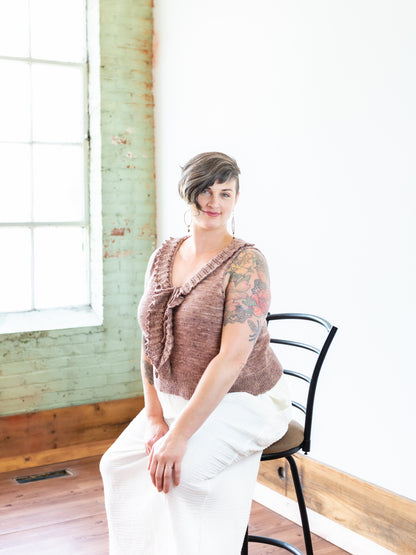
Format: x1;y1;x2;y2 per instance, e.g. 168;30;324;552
0;0;155;416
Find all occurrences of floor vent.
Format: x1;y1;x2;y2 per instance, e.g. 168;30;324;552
15;469;71;484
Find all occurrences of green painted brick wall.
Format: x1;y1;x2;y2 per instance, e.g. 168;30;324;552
0;0;155;416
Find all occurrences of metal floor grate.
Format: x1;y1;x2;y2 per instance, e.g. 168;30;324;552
15;469;71;484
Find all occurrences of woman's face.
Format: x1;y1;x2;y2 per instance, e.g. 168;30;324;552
193;179;239;233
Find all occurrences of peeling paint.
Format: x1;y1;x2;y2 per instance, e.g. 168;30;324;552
112;128;135;146
142;93;153;104
112;135;127;145
111;228;126;236
3;330;49;343
152;31;159;69
110;227;131;236
104;249;134;259
138;221;153;237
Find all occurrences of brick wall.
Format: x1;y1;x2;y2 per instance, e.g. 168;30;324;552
0;0;155;416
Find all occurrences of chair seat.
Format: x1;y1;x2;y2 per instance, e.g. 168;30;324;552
262;420;304;457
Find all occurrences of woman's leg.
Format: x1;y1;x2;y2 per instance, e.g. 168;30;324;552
164;390;288;555
100;410;175;554
100;389;290;555
167;449;261;555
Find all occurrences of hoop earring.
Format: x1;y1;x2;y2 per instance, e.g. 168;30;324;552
231;211;236;238
184;208;192;234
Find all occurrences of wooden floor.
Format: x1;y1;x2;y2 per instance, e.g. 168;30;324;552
0;456;349;554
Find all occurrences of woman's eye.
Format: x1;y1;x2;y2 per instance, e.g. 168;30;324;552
222;193;231;198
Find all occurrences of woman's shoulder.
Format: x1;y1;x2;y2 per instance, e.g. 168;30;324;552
227;242;269;278
150;235;186;261
144;236;188;285
157;235;186;250
230;239;267;263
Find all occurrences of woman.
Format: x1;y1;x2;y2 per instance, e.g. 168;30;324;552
100;152;291;554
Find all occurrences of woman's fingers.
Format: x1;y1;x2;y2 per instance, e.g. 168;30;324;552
154;461;165;491
147;448;153;471
150;458;174;492
173;462;181;487
162;464;173;493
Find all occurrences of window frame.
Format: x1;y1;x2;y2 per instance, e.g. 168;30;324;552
0;0;103;335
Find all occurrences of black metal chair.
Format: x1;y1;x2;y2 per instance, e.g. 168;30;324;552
241;313;338;555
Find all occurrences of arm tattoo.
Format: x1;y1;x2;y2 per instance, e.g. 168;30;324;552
224;250;271;341
142;357;154;385
248;319;261;342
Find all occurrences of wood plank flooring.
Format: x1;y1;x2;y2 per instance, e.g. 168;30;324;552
0;456;349;554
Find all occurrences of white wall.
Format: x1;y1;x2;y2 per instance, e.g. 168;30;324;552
153;0;416;501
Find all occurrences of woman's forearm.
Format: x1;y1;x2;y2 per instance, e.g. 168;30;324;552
169;351;246;441
141;344;164;420
147;351;245;492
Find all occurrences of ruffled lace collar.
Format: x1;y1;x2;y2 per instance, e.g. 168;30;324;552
155;236;251;294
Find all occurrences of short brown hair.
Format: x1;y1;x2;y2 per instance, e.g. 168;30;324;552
178;152;240;209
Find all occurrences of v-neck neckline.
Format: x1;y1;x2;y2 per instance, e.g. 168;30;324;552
168;236;238;290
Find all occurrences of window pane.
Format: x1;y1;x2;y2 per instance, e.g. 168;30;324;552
34;226;89;309
0;0;30;57
0;60;31;142
0;144;32;222
0;227;32;312
32;63;85;143
30;0;86;63
33;144;85;222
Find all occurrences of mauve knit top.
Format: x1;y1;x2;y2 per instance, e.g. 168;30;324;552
138;236;283;400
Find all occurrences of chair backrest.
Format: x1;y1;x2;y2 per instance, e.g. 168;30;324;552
266;313;338;454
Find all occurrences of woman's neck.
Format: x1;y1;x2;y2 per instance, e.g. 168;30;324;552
186;227;233;257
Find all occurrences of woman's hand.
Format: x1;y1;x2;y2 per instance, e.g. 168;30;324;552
148;430;188;493
144;415;169;455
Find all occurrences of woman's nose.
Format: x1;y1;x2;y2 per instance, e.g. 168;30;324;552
207;193;220;207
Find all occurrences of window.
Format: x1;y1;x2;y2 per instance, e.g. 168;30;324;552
0;0;91;318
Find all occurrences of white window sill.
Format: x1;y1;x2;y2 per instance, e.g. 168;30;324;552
0;306;103;335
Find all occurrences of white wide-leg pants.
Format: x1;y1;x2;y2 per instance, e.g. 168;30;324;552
100;379;291;555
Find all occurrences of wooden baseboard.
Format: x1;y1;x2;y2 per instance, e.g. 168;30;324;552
0;439;115;473
258;454;416;555
0;396;144;473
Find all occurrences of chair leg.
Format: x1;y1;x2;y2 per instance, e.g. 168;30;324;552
240;527;248;555
286;455;313;555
